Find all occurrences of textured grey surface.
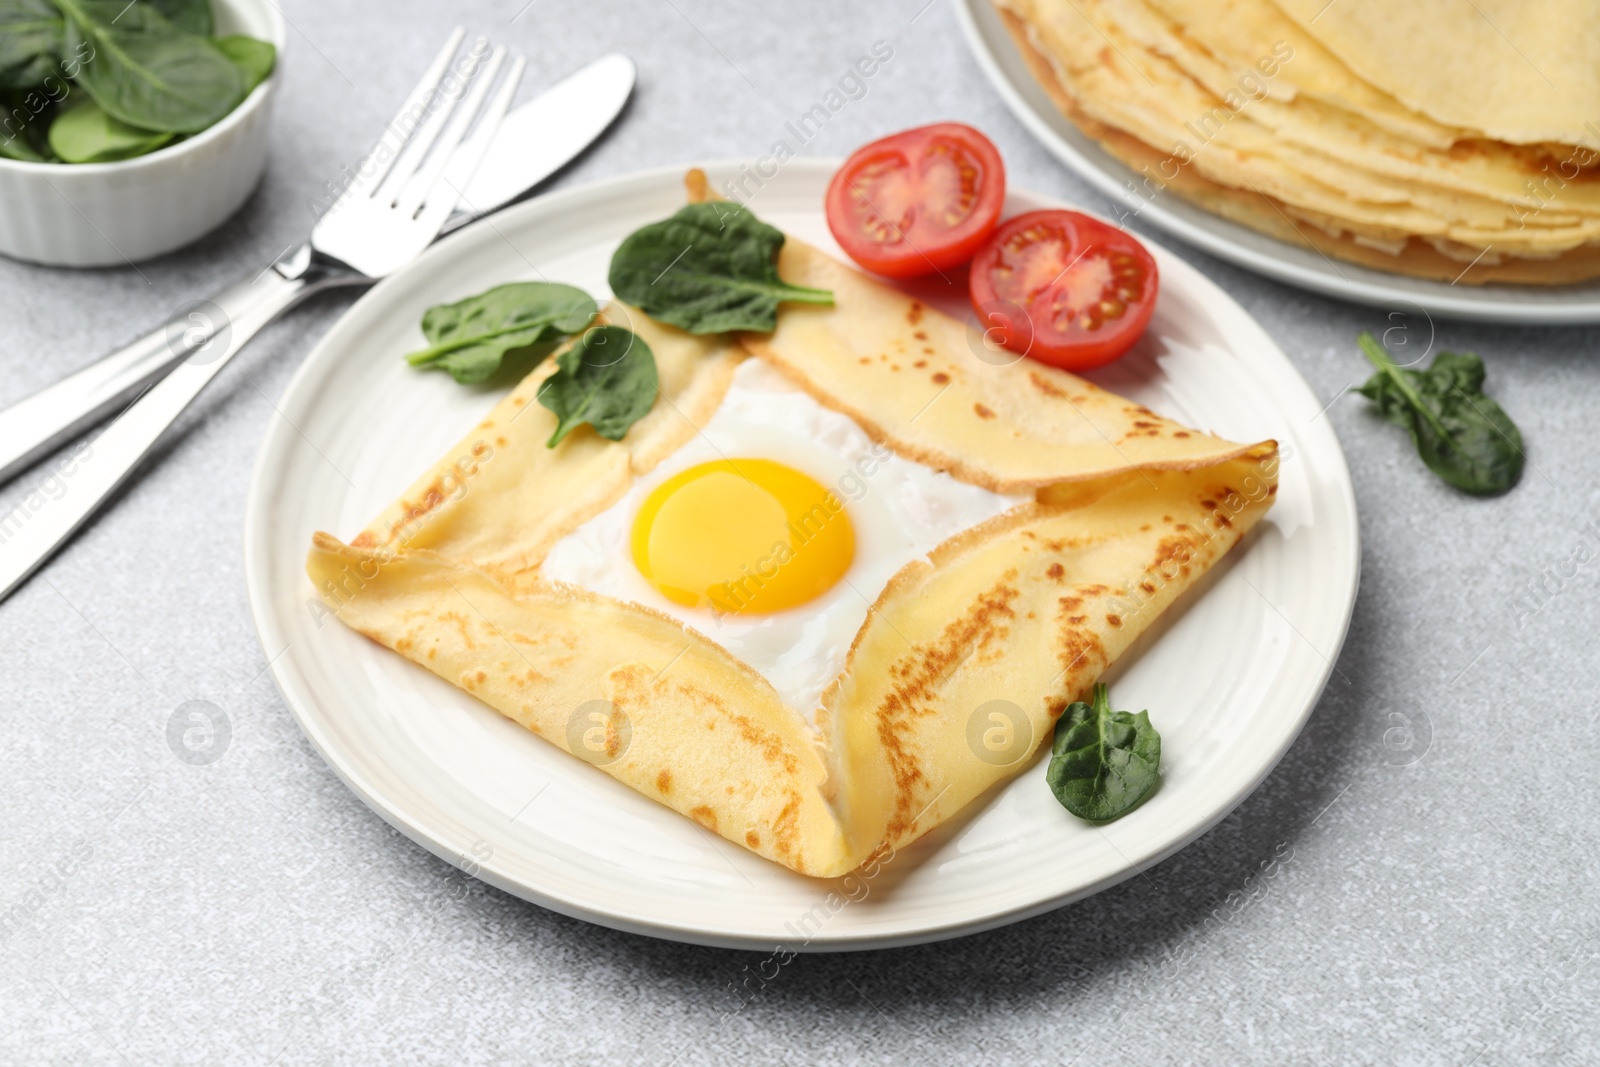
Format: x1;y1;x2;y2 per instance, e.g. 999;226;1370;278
1;1;1597;1064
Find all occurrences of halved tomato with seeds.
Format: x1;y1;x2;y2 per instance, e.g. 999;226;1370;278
825;123;1006;278
968;209;1159;372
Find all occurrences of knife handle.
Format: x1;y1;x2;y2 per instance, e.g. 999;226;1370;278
0;263;318;602
0;250;358;487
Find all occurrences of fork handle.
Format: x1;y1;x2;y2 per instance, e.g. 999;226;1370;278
0;252;360;486
0;262;319;602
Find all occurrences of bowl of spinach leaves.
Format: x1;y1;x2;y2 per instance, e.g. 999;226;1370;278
0;0;284;266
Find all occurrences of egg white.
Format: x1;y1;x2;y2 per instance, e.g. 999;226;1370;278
539;359;1026;715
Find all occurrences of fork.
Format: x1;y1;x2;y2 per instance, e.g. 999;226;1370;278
0;30;525;602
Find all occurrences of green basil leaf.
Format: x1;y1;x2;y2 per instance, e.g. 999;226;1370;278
1046;683;1161;822
47;92;171;161
144;0;210;35
607;201;834;334
538;325;658;447
406;282;597;385
213;34;273;92
1355;332;1524;495
55;0;245;134
0;0;63;89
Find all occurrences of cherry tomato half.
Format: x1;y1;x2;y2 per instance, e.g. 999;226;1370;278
968;210;1159;372
825;123;1006;279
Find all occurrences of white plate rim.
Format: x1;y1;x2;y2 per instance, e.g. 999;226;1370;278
954;0;1600;325
244;158;1362;951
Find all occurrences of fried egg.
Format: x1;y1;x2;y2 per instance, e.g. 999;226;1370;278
540;358;1026;713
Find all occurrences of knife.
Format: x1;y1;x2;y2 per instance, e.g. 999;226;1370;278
0;52;635;488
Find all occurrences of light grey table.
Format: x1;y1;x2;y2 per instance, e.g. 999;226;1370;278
2;2;1596;1064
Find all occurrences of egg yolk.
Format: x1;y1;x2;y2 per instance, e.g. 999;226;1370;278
630;459;855;615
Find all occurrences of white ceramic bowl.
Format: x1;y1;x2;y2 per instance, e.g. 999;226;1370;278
0;0;286;268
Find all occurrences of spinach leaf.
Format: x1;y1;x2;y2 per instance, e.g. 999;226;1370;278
214;34;273;92
1355;332;1524;495
47;92;170;161
607;202;833;334
144;0;211;36
406;282;597;385
1046;683;1161;822
0;125;49;160
55;0;244;133
538;325;658;447
0;85;59;160
0;0;62;89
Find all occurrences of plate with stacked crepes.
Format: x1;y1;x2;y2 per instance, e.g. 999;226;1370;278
245;154;1358;950
959;0;1600;323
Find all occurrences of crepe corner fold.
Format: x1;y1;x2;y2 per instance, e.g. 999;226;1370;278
306;531;855;876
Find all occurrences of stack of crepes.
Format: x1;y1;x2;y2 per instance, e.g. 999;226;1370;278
995;0;1600;284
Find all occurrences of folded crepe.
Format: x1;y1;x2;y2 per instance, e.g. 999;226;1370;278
308;173;1279;877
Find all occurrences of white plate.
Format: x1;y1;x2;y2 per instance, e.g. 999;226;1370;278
956;0;1600;325
245;159;1359;951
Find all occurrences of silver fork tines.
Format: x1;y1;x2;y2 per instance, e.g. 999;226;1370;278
372;35;489;209
397;45;511;218
350;27;467;200
315;32;525;278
